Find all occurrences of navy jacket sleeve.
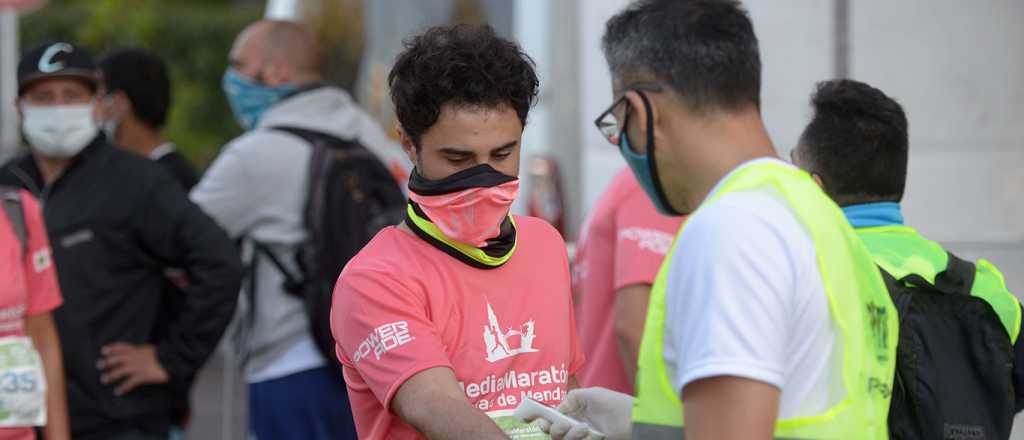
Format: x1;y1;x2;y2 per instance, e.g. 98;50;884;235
138;173;242;390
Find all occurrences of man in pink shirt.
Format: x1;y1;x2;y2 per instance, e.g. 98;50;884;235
332;24;583;439
573;169;683;394
0;189;68;440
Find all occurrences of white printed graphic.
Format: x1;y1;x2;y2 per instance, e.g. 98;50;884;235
31;248;51;274
0;337;47;427
618;227;674;255
38;43;73;73
353;321;413;364
483;303;538;363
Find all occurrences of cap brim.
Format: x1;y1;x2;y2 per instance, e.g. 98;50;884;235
18;70;98;94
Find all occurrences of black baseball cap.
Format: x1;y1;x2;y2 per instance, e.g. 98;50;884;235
17;41;98;95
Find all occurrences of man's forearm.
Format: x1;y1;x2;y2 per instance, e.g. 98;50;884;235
615;330;642;386
393;367;509;440
161;205;243;384
155;292;237;387
614;284;652;388
403;393;509;440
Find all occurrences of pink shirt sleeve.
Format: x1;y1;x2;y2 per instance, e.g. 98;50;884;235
332;267;453;410
612;190;683;291
19;190;62;316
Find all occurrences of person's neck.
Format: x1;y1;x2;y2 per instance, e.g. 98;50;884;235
683;109;776;209
118;121;168;158
33;154;72;186
398;220;414;237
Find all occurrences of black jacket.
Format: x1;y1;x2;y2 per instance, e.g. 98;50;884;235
155;150;199;192
151;148;200;425
0;136;242;437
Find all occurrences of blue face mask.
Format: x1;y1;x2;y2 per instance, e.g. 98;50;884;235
619;131;680;216
222;68;296;130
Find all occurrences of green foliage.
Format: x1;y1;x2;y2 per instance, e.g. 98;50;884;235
20;0;263;168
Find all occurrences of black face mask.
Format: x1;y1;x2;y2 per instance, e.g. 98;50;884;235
617;90;681;216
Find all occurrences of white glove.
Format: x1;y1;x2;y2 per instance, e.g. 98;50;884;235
535;387;634;440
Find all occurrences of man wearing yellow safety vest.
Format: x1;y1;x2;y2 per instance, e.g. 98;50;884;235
790;79;1024;430
534;1;899;439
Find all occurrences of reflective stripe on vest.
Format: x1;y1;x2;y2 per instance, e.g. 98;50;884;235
631;161;898;439
633;422;813;439
855;225;1021;344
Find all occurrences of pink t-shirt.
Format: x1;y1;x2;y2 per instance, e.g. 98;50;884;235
572;169;683;394
333;215;584;439
0;190;63;440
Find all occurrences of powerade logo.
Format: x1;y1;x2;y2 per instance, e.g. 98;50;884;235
353;321;413;363
618;227;673;255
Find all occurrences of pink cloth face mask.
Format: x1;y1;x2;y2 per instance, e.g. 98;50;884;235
408;179;519;247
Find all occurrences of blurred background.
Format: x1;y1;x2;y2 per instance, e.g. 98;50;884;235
0;0;1020;438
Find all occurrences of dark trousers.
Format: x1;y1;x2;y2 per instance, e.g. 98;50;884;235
249;366;358;440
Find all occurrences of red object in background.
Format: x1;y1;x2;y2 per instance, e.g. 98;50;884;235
527;156;566;236
0;0;45;13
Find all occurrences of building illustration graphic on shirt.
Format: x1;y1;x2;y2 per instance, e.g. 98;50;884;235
483;302;538;363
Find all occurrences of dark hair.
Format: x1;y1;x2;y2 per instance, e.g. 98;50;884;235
388;24;539;147
602;0;761;112
98;47;171;129
798;79;909;205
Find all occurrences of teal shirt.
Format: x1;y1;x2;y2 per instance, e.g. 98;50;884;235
842;201;903;228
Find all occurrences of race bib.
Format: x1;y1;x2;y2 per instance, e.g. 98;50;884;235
0;336;47;427
489;409;550;440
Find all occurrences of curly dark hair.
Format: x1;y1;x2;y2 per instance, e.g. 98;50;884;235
389;24;539;148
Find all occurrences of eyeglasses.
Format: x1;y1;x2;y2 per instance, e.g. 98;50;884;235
593;84;663;146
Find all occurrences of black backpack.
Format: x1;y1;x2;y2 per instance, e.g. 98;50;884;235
253;126;406;372
882;252;1015;440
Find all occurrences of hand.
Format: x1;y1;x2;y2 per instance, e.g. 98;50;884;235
532;387;634;440
96;343;170;396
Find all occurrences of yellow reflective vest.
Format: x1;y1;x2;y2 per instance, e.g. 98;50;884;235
632;161;898;439
854;225;1020;344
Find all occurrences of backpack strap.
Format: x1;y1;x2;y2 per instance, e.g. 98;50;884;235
897;251;976;296
1;189;27;255
251;241;304;296
268;126;359;150
935;251;976;296
879;266;914;317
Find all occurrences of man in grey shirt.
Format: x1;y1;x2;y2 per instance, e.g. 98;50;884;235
191;20;406;440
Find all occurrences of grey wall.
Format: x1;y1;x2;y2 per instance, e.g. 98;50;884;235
575;0;1023;287
848;0;1024;290
844;1;1024;435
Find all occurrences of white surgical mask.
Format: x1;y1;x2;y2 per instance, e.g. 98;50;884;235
21;103;99;159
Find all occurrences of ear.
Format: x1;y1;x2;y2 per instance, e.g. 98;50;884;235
109;91;131;115
622;91;655;154
396;124;418;164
